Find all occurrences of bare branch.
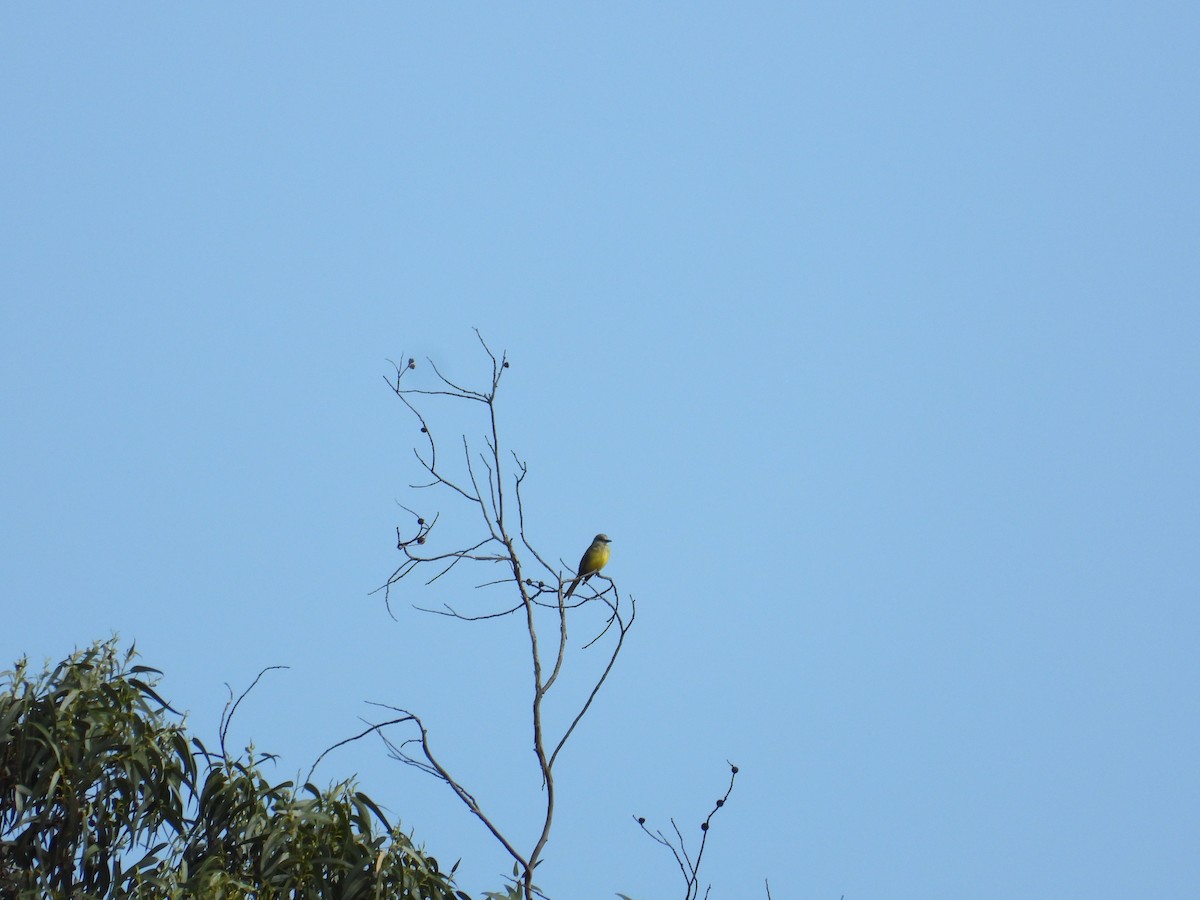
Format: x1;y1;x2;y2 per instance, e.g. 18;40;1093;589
635;763;740;900
549;591;635;770
413;600;525;620
220;665;289;760
307;714;416;784
364;337;634;900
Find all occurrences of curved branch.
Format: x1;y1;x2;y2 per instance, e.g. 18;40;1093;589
549;591;635;770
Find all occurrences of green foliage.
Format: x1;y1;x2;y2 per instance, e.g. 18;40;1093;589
0;638;468;900
477;861;542;900
481;888;526;900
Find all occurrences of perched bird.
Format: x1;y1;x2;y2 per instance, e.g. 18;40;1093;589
564;533;611;599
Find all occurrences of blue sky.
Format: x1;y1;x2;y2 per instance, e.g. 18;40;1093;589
3;4;1199;898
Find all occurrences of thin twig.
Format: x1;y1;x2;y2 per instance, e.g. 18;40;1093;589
220;666;289;760
635;763;739;900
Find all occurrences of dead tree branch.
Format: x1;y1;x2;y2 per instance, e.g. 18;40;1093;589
635;763;740;900
322;333;636;900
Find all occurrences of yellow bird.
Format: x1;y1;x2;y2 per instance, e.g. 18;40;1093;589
564;533;611;599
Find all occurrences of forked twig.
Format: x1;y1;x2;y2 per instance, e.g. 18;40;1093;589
635;763;740;900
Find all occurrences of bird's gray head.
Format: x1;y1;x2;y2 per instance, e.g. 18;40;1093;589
594;533;610;543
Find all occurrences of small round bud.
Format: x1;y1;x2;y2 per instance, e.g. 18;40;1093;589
701;822;709;831
421;426;428;433
637;817;646;825
417;517;425;525
715;799;724;807
503;361;510;368
408;359;416;369
417;536;425;545
730;765;739;774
